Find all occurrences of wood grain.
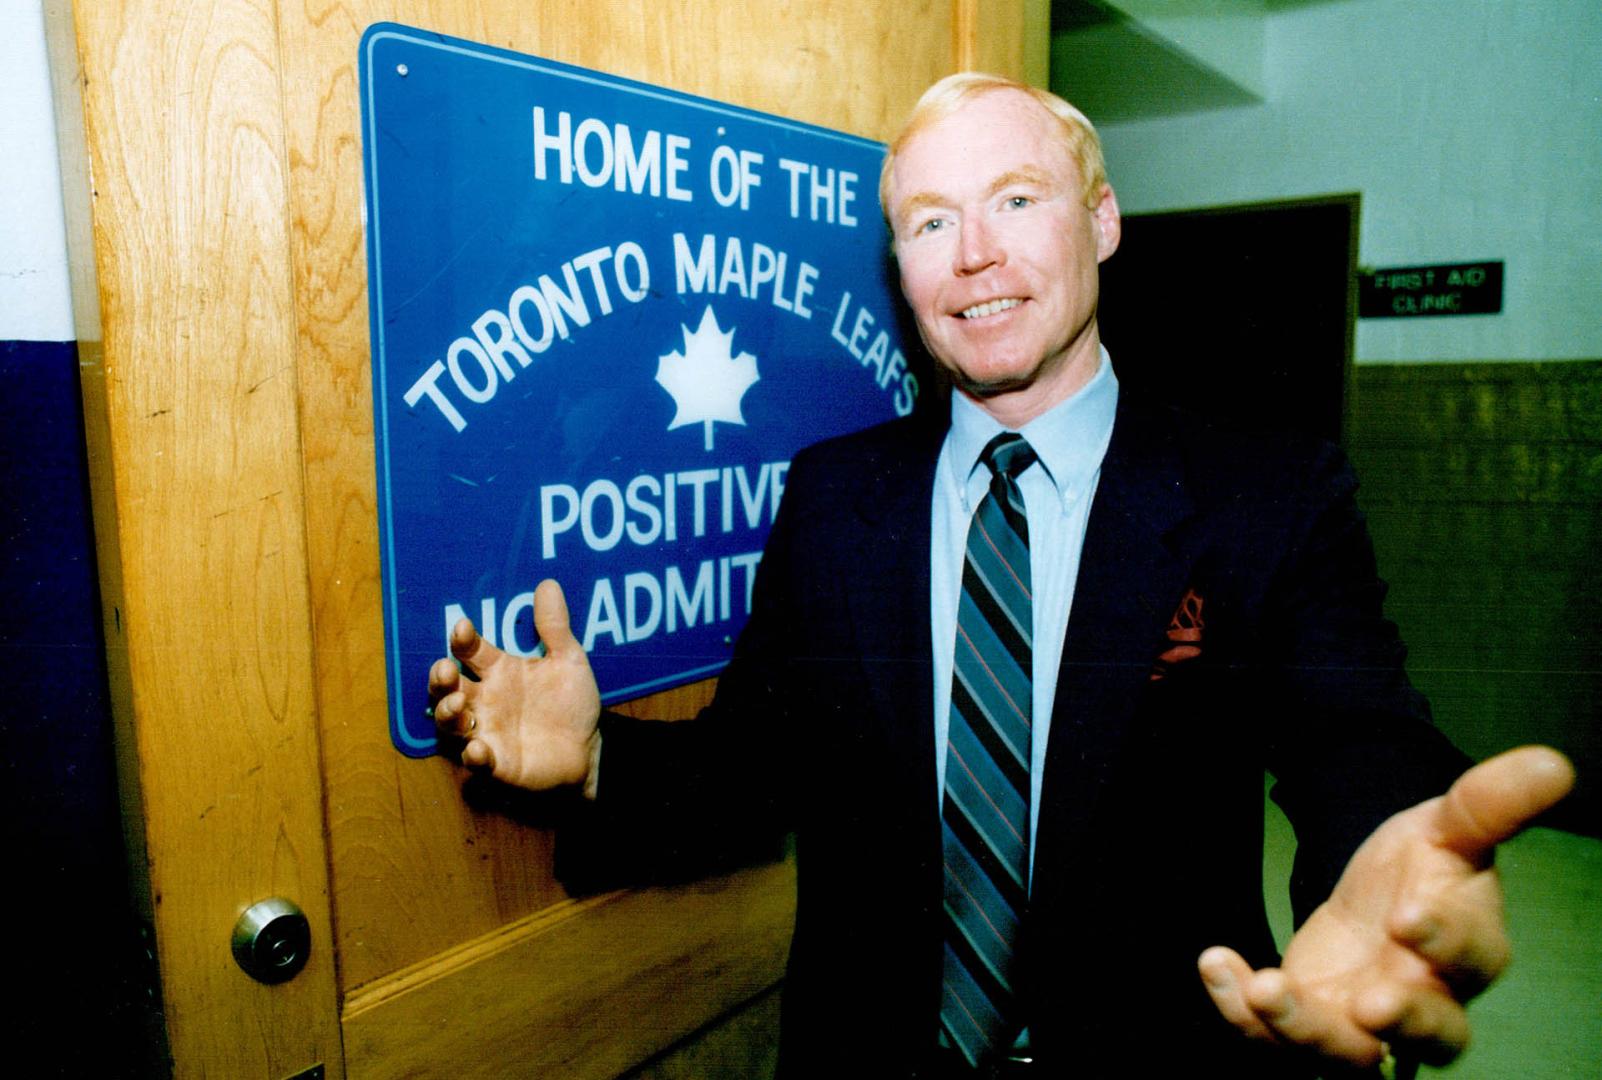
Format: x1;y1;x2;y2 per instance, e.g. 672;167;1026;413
340;858;795;1080
624;985;783;1079
955;0;1049;86
68;1;343;1075
43;0;149;911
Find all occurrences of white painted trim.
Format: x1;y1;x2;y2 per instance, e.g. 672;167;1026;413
0;0;74;341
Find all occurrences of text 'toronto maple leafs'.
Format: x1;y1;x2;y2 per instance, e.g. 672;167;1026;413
655;305;760;451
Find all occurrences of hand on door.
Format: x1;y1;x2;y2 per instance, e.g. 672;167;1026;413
429;579;603;797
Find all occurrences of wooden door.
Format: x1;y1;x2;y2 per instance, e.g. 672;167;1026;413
55;2;1047;1077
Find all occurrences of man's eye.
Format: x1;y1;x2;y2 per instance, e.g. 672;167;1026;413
1005;195;1033;209
917;217;948;235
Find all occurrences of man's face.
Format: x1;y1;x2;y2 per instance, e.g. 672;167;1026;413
887;90;1120;421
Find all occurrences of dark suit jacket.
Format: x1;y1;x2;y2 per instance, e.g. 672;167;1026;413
563;398;1468;1078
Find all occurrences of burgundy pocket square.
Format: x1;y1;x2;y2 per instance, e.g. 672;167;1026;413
1149;587;1205;681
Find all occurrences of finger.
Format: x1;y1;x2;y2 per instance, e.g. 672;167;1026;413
1245;969;1386;1065
1198;947;1276;1042
432;689;470;736
449;616;503;679
1390;884;1510;992
1431;746;1574;861
533;578;582;658
462;737;496;771
1352;983;1471;1067
428;656;461;702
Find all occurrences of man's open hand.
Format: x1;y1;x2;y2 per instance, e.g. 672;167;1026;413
428;579;603;795
1199;745;1575;1069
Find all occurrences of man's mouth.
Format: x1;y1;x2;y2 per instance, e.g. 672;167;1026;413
958;297;1023;319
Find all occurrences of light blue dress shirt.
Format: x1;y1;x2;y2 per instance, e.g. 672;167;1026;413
930;348;1119;880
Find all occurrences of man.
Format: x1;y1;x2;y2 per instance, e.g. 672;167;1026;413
429;74;1573;1077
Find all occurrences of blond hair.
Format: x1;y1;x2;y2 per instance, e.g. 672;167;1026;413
879;72;1108;222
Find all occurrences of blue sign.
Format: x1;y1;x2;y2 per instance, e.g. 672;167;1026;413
359;24;917;755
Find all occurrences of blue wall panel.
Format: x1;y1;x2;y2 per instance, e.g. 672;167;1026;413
0;339;149;1074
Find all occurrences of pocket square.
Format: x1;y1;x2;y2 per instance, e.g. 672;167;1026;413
1149;587;1205;682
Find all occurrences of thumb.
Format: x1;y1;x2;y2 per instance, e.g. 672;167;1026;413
533;578;583;658
1433;745;1575;859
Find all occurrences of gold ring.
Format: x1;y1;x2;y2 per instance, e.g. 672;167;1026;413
466;715;477;735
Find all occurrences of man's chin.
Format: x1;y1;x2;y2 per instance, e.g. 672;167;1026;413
952;372;1035;401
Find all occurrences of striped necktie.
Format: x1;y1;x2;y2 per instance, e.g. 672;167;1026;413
939;432;1038;1067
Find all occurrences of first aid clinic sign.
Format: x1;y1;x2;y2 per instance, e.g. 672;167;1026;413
360;25;915;755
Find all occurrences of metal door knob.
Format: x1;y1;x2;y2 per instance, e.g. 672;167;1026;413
231;897;311;984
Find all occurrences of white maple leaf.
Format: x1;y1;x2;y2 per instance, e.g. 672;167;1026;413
655;305;761;451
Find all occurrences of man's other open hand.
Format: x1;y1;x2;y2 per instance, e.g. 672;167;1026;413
1199;746;1575;1070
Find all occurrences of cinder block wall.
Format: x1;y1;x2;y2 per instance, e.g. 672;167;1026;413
1347;360;1601;833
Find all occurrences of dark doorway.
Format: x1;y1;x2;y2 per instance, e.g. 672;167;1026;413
1097;194;1359;445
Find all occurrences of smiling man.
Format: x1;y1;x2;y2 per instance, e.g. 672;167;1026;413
429;74;1573;1078
886;82;1118;426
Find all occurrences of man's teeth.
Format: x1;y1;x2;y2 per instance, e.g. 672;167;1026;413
960;298;1022;319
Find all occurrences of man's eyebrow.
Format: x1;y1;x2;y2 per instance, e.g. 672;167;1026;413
895;167;1059;226
894;190;948;228
985;167;1054;197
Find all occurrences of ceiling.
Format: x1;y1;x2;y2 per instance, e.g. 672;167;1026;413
1049;0;1349;121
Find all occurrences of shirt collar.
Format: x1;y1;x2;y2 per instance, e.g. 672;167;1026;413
945;345;1120;514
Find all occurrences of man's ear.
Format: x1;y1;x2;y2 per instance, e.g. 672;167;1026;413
1093;183;1122;263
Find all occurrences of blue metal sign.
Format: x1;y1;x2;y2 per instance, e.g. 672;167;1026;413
359;24;916;755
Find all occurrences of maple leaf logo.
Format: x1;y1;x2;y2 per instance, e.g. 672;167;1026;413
655;305;761;451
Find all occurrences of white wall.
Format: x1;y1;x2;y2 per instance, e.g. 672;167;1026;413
1;0;73;342
1098;0;1602;363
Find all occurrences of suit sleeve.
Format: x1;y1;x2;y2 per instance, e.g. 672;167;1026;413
1254;441;1471;922
554;452;811;890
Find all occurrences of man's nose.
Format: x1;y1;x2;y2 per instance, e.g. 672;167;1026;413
955;216;1004;275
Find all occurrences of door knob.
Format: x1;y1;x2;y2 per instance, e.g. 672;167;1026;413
231;897;311;984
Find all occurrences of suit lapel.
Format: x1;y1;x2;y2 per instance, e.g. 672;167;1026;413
1037;401;1200;862
839;421;943;846
830;404;1205;902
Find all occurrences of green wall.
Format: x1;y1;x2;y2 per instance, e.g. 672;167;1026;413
1347;360;1600;833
